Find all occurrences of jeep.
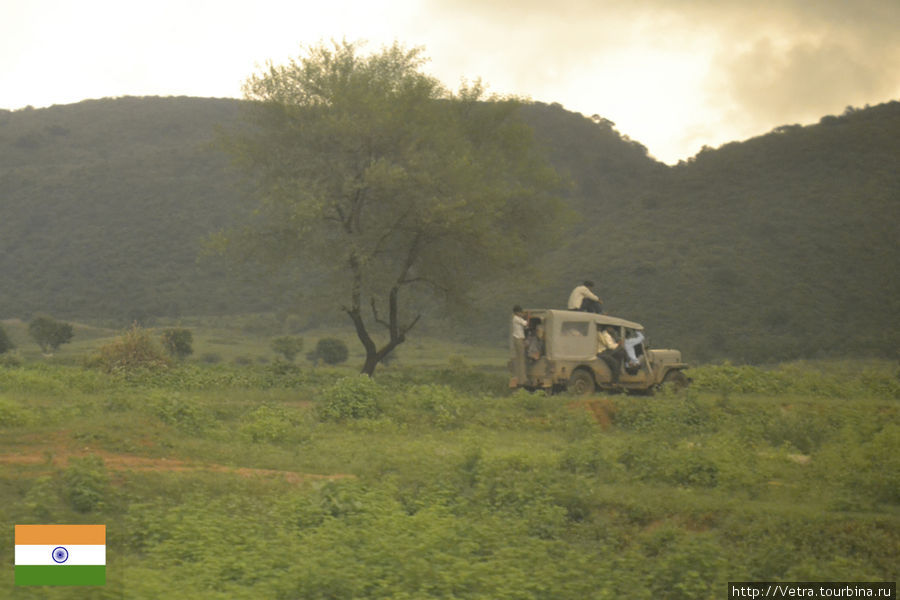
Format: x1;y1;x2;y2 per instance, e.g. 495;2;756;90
510;309;689;394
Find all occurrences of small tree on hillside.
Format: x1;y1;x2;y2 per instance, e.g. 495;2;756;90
28;315;74;354
271;336;304;362
161;328;194;361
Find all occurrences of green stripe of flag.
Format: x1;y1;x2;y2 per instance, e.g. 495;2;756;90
15;565;106;586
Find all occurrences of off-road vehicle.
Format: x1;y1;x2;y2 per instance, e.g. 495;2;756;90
510;309;688;394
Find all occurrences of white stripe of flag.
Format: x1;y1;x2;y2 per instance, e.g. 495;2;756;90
15;545;106;566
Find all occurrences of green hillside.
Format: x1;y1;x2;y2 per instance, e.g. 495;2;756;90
1;97;897;362
500;103;900;362
0;97;283;321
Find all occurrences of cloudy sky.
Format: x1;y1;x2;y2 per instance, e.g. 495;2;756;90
2;0;898;163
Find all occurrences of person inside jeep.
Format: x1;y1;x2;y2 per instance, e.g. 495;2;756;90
623;329;645;373
596;325;625;382
525;317;544;360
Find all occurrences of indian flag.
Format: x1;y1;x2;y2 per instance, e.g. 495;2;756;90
15;525;106;586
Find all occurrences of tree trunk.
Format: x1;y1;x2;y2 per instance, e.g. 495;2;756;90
346;285;418;376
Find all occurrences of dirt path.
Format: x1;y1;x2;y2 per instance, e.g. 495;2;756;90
0;432;352;484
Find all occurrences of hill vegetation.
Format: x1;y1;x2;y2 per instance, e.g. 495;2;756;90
1;97;897;363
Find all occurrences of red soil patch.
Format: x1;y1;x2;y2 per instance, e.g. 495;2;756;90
567;398;616;429
0;450;353;484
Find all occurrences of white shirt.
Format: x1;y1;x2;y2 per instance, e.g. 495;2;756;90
624;331;645;362
511;314;527;339
568;285;599;310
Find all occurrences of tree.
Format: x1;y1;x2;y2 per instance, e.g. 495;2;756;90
161;328;194;361
271;335;304;362
220;41;564;375
28;315;74;354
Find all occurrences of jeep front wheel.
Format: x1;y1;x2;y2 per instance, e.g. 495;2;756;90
567;369;596;396
659;369;689;391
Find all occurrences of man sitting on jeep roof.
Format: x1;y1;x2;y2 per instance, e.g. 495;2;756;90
567;280;603;313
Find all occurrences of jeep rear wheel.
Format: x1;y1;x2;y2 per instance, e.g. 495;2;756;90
567;369;596;396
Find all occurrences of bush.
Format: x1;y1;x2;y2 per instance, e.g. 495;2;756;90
161;328;194;360
311;338;349;365
395;383;466;429
0;324;14;354
199;352;222;364
63;455;109;513
0;350;23;367
151;392;212;434
271;336;304;362
90;324;172;372
240;405;294;443
0;397;31;426
317;375;382;421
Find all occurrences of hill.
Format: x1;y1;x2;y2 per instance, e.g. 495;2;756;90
1;97;897;362
521;102;900;362
0;97;289;322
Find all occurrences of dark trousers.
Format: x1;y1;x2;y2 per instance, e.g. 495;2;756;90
579;298;603;314
597;348;625;382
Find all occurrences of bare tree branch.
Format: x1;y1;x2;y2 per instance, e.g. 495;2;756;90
370;297;390;330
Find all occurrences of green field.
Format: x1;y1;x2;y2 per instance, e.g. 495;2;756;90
0;317;508;370
1;347;898;598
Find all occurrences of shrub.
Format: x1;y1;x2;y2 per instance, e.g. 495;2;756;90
0;350;23;367
161;328;194;360
0;324;14;354
63;455;109;513
90;324;171;372
761;410;834;454
558;439;617;477
240;405;293;443
199;352;222;364
271;336;304;362
23;476;58;521
311;338;349;365
399;383;466;429
317;375;382;421
28;314;74;353
0;397;30;426
846;424;900;504
617;439;719;487
151;393;212;434
614;393;713;436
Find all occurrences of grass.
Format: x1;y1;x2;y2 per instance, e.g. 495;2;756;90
0;348;898;597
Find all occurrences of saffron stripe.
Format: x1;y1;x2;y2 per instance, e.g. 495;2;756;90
15;565;106;586
15;525;105;545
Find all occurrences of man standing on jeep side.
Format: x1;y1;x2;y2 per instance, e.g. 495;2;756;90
568;280;603;313
510;305;529;386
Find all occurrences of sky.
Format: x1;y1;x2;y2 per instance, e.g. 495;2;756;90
2;0;899;164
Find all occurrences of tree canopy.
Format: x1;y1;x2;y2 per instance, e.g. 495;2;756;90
221;41;565;374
